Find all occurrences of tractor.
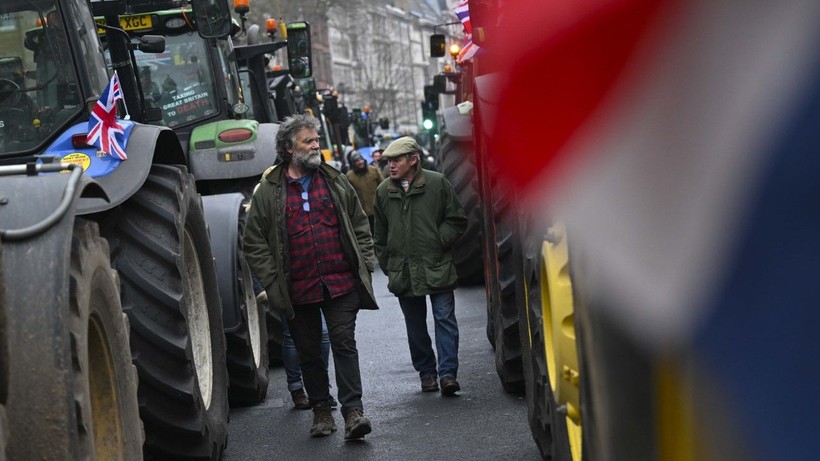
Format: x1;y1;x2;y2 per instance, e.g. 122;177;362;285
0;0;238;458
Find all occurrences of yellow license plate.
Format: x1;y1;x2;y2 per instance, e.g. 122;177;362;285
96;14;153;34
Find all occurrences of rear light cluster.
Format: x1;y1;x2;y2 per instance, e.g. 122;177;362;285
218;128;253;143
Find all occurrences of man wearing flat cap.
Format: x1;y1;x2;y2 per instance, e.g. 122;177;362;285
373;136;468;395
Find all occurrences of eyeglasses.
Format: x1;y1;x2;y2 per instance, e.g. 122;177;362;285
301;191;310;212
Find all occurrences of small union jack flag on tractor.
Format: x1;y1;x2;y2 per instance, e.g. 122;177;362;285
86;71;131;160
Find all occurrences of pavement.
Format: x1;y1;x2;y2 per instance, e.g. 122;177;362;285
224;270;542;461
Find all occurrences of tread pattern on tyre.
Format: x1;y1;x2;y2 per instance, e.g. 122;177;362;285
488;175;524;393
69;220;143;459
0;241;6;461
436;129;485;286
106;165;228;459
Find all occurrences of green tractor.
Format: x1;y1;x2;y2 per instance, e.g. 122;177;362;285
97;0;317;402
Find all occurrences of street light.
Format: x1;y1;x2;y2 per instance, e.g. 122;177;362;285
449;43;461;58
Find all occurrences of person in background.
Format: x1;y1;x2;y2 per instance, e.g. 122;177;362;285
346;150;384;235
371;148;389;178
244;114;378;440
373;137;467;395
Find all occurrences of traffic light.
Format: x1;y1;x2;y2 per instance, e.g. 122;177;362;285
422;84;439;134
421;100;437;134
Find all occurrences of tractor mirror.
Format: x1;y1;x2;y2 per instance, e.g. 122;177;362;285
136;35;165;54
192;0;232;39
286;22;312;79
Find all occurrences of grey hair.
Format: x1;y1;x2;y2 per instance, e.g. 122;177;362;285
275;114;321;162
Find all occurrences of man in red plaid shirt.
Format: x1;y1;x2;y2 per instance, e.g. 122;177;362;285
244;115;378;440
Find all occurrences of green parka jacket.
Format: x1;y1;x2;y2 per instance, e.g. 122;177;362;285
243;162;378;320
373;163;467;296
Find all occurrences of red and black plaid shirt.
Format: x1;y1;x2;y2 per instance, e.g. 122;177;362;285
285;172;356;304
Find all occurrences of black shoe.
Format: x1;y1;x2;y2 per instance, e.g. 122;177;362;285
421;376;439;392
440;377;460;396
291;388;310;410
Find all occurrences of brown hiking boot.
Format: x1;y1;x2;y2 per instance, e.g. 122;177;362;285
344;409;372;440
440;377;461;396
420;376;439;392
310;406;337;437
291;388;310;410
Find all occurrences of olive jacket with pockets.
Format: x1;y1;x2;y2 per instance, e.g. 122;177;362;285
243;162;378;320
373;165;468;297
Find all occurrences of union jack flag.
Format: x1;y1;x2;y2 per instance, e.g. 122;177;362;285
452;0;479;64
453;0;471;35
86;71;129;160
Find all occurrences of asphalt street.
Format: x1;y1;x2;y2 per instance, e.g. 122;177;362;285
224;270;541;461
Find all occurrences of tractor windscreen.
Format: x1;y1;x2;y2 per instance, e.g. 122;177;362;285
0;0;90;155
133;32;219;128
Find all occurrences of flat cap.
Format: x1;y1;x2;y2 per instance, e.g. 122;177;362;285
382;136;421;158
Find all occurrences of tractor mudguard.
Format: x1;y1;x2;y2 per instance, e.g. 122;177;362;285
0;167;101;240
441;105;473;142
0;173;85;458
76;124;186;215
188;120;279;181
201;192;245;332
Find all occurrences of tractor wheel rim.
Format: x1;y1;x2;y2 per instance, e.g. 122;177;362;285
183;229;213;410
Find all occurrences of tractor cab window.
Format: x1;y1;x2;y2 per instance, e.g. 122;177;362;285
0;1;84;155
131;32;218;128
214;37;243;113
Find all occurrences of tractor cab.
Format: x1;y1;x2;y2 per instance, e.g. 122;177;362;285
0;0;108;157
96;1;244;131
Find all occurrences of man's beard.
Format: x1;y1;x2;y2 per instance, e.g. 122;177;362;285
292;148;322;170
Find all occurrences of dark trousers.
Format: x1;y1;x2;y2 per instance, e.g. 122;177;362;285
289;289;363;417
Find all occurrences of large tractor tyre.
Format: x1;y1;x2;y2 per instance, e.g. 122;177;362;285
210;199;269;407
479;173;498;349
515;225;575;460
225;255;269;406
105;165;229;459
436;130;484;285
488;181;524;393
0;405;5;461
69;220;143;459
0;242;6;461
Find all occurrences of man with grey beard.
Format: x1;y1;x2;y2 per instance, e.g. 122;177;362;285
244;114;378;440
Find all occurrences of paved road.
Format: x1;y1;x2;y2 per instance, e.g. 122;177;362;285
225;271;541;460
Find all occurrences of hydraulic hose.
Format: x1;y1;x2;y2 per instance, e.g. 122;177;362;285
0;163;82;241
